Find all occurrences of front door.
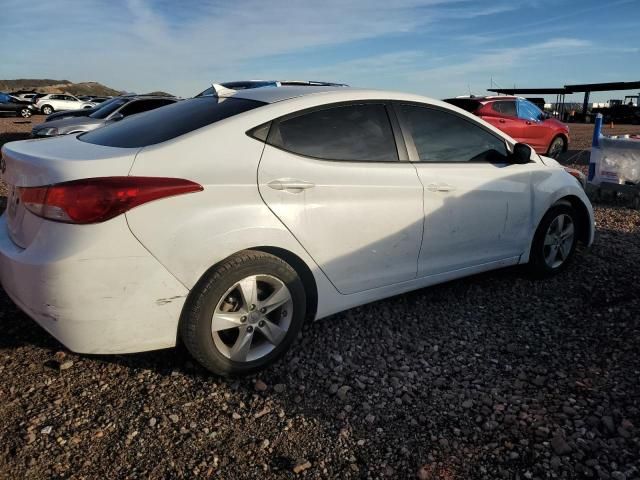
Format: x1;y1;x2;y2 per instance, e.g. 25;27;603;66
258;102;424;295
516;99;549;152
395;103;534;276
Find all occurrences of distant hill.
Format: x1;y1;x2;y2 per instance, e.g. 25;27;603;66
0;79;123;96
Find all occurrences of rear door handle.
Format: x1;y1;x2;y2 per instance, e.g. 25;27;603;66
426;183;456;192
267;178;315;192
499;119;506;123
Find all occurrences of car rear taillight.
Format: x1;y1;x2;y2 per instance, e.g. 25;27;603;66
18;177;203;224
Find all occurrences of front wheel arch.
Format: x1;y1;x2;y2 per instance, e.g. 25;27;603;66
557;195;590;245
548;134;568;154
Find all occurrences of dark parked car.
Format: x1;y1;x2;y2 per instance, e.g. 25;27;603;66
32;95;178;137
0;93;36;118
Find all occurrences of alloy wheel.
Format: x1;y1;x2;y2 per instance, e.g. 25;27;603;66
548;138;564;159
543;213;575;268
211;274;293;363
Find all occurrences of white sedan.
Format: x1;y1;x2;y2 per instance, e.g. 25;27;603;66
0;87;594;375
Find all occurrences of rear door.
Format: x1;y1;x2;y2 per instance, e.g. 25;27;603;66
258;102;424;295
395;103;534;276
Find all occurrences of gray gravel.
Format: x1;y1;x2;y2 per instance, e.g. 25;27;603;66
0;120;639;478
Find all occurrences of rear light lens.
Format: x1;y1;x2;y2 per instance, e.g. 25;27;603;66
18;177;203;224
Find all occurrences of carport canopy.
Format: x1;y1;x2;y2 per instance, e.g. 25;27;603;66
489;81;640;115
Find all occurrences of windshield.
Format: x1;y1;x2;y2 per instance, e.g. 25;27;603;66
89;98;129;119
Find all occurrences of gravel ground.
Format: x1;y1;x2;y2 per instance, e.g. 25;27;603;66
0;118;639;479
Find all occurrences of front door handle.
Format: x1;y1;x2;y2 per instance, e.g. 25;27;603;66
426;183;456;192
267;178;315;192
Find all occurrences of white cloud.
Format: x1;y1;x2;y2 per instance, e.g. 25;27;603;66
0;0;523;95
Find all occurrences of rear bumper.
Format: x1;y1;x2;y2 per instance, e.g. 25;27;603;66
0;214;189;354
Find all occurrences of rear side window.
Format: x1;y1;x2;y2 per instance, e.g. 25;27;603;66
491;101;517;117
79;97;265;148
399;105;508;163
269;104;398;161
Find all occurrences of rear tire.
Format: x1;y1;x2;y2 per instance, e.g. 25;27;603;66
546;136;565;159
41;105;53;115
180;250;306;376
19;108;32;118
528;205;578;277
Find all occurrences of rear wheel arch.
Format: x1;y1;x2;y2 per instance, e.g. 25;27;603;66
549;134;568;152
250;246;318;322
186;247;318;323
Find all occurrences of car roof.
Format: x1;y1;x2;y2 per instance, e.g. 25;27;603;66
448;95;520;102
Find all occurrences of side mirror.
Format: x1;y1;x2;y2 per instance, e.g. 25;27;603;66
510;143;532;164
110;113;124;122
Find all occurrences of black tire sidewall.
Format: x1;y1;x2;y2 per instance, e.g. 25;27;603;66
181;252;306;376
529;205;578;276
548;137;564;158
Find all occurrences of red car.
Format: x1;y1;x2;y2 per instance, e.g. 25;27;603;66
444;96;569;159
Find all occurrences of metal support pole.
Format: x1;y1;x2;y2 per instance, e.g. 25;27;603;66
583;91;590;115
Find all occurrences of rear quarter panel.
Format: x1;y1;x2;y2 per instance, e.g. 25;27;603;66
124;117;340;317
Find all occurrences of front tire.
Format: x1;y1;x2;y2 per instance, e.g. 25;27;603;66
546;136;565;159
41;105;54;115
180;250;306;376
19;108;32;118
528;205;578;277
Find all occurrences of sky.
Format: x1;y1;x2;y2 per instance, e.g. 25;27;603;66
1;0;639;102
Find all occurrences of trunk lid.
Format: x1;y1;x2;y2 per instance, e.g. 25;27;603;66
1;135;140;248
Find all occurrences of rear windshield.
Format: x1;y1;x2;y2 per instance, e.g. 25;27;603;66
443;98;481;113
79;97;266;148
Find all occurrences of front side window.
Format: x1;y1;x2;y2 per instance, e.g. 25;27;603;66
399;104;508;163
269;104;398;162
517;100;543;121
491;100;517;117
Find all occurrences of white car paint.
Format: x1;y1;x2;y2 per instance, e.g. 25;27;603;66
34;94;95;113
0;87;595;354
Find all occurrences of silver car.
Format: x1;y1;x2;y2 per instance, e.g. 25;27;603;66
31;96;177;137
